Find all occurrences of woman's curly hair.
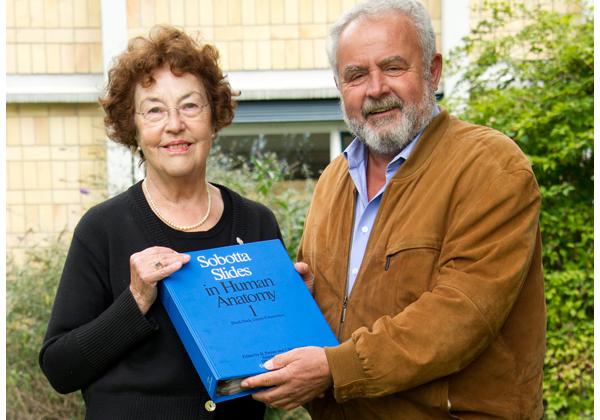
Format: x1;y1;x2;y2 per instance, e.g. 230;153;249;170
99;25;235;151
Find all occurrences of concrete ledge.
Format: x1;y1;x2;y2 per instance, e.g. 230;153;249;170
7;74;105;103
7;69;340;103
229;69;339;100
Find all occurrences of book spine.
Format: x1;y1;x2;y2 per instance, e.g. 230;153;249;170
159;284;219;400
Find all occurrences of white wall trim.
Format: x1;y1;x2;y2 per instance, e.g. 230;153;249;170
6;69;340;104
101;0;139;196
229;69;339;100
441;0;470;98
6;74;104;103
101;0;128;79
329;130;342;161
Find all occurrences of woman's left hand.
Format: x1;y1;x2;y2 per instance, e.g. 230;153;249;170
129;246;191;314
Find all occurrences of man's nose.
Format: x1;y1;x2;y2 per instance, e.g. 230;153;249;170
366;70;390;98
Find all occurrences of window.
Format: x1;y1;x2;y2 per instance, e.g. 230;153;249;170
216;132;332;179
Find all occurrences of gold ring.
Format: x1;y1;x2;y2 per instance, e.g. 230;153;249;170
154;261;163;270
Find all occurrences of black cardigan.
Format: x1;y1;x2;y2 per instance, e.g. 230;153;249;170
39;181;281;419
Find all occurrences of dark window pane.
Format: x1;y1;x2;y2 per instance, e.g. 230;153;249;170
215;132;331;179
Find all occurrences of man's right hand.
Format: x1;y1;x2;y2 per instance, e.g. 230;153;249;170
294;262;315;295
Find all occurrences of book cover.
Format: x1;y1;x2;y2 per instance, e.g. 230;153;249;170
159;239;339;403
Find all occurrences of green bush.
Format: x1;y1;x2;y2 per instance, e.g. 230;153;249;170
208;149;314;258
7;238;85;420
444;1;593;417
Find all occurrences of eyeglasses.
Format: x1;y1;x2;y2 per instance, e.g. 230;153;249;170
136;100;209;125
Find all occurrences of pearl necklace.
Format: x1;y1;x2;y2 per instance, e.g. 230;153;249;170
143;179;212;231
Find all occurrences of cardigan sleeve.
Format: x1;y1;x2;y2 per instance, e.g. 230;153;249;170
325;167;542;401
237;192;283;243
39;216;157;394
259;205;283;242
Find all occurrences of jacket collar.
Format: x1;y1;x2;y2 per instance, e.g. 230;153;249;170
389;108;451;182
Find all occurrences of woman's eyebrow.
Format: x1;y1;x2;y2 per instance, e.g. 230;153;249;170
138;91;203;107
138;96;163;108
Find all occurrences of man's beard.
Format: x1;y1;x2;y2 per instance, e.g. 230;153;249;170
342;84;436;155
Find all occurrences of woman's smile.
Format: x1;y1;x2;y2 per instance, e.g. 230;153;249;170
161;140;193;154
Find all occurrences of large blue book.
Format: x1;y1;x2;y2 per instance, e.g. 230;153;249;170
159;239;338;403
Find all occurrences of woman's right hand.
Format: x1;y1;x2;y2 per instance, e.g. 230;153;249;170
129;246;191;314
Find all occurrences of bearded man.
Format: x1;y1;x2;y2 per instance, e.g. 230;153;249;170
241;1;546;418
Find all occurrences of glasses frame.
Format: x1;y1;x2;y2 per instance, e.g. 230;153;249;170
135;97;209;126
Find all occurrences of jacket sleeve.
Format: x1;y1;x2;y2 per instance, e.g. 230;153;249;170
39;218;157;394
324;168;541;401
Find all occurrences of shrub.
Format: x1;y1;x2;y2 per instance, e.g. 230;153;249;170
208;148;314;258
6;238;85;420
444;1;593;417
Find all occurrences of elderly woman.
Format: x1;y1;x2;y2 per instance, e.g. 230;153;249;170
39;26;278;419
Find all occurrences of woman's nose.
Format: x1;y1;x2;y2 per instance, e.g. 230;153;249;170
164;107;185;132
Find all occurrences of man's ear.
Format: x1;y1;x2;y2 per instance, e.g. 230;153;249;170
429;53;443;90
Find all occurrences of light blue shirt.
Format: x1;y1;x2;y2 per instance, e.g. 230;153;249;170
343;108;439;294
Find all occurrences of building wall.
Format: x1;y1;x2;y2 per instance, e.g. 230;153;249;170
7;0;443;74
125;0;442;71
6;103;107;261
5;0;441;261
6;0;103;74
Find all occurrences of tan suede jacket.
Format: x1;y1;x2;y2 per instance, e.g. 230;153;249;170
298;110;545;419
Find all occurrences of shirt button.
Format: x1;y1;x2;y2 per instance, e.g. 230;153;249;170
351;267;358;274
361;226;369;233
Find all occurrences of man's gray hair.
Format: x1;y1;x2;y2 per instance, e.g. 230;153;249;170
327;0;437;79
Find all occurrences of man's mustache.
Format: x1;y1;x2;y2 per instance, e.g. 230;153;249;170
362;95;404;118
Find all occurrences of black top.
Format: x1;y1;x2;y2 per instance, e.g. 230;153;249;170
39;181;282;420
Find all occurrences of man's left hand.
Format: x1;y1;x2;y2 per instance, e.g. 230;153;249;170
241;346;332;410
